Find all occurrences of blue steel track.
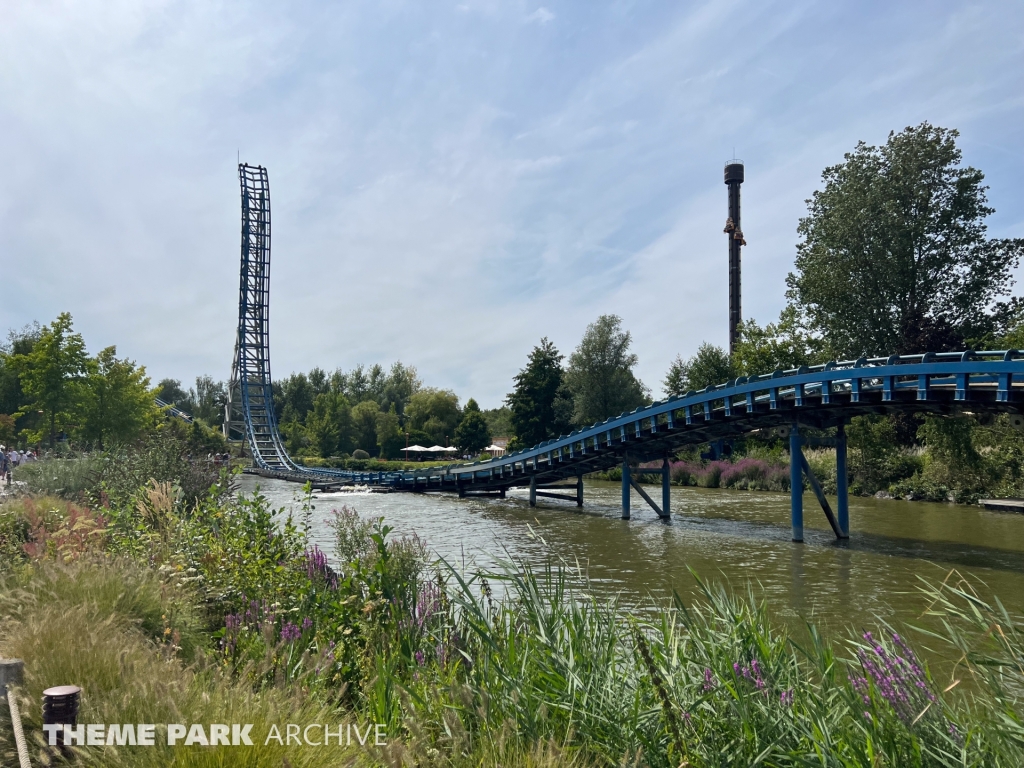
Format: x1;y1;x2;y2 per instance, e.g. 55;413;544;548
226;164;1024;535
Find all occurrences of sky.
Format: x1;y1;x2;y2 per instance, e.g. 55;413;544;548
2;0;1023;408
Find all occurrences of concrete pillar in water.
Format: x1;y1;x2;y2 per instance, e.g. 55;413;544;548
576;474;584;507
790;424;803;542
621;459;631;520
836;422;849;538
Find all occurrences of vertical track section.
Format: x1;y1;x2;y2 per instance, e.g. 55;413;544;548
224;164;297;471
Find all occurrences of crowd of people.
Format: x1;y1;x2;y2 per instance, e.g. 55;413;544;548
1;445;36;486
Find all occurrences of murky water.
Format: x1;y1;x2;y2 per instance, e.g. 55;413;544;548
237;474;1024;636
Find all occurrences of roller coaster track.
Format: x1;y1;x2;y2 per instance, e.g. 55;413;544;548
226;164;1024;511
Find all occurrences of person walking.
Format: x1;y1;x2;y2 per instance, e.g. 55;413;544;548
1;448;10;487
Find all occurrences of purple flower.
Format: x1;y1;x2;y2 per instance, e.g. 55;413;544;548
780;689;793;706
414;650;425;666
304;545;339;590
281;621;301;642
702;668;715;692
854;631;936;726
302;616;313;630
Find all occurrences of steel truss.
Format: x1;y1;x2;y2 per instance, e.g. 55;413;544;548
224;164;297;470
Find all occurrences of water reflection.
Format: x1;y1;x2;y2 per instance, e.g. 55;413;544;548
237;475;1024;636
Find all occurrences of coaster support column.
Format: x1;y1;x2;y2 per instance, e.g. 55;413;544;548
836;422;849;538
790;424;803;542
621;458;631;520
662;457;671;520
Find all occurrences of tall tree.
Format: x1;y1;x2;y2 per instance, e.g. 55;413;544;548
351;400;380;454
506;338;573;449
787;122;1024;356
306;391;352;457
375;405;405;459
81;346;156;448
155;378;190;411
454;398;491;454
564;316;649;427
15;313;90;446
405;389;460;446
663;343;735;397
189;375;227;425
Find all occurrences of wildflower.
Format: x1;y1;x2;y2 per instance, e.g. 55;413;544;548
414;650;425;666
281;622;301;642
302;616;313;631
702;667;715;692
780;689;793;706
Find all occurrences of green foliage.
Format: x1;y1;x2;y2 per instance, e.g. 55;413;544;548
305;390;352;457
81;346;158;448
375;404;405;459
663;342;734;397
12;453;106;499
733;306;826;375
847;416;924;495
405;388;461;446
788;122;1024;357
350;399;380;454
506;337;573;449
351;449;370;460
482;405;512;439
455;409;491;454
565;315;649;427
13;312;90;446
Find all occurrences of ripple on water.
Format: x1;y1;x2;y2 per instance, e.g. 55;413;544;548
237;475;1024;639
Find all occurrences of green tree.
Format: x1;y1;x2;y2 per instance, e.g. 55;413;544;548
188;375;227;425
663;343;735;397
788;123;1024;357
455;399;491;454
375;405;405;459
506;338;573;448
306;391;353;457
14;313;90;447
155;378;190;411
81;346;156;448
351;400;380;454
732;306;825;376
565;316;649;426
0;322;41;421
405;389;461;446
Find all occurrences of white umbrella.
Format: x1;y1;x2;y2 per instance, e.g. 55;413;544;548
425;445;447;452
440;446;459;452
404;445;429;452
484;444;505;452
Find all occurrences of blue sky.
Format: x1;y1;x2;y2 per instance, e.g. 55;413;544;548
2;0;1022;407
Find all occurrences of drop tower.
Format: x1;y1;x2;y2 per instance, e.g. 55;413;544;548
724;160;745;356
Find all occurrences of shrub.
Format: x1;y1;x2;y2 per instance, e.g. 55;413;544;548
352;449;370;460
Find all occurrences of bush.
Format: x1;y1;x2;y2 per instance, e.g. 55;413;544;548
13;454;106;499
352;449;370;460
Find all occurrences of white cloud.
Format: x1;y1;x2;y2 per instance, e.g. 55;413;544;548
526;7;555;25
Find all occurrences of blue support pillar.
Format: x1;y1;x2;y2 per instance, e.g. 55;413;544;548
836;422;849;538
662;457;671;519
621;459;631;520
790;424;803;542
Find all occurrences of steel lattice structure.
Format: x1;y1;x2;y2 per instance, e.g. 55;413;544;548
224;164;297;470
